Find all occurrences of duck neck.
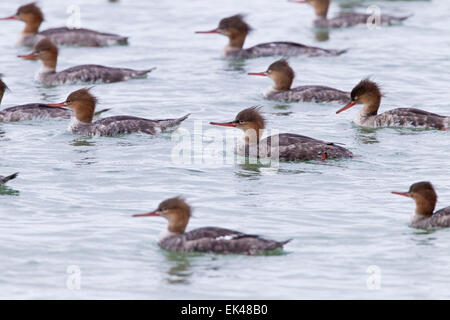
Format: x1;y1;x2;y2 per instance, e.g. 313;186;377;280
167;210;189;235
40;56;57;73
72;103;95;124
360;97;381;118
22;19;41;35
225;32;246;53
243;125;263;145
314;0;330;19
273;75;293;92
414;196;435;218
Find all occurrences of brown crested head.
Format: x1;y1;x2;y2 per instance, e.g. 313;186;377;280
16;2;44;25
196;14;251;50
218;14;251;49
19;38;59;68
65;88;98;123
267;59;294;91
234;107;266;142
34;37;58;56
218;14;252;35
408;181;436;194
157;197;192;217
157;196;192;234
337;78;383;115
235;106;265;129
392;181;437;217
409;181;437;216
210;106;265;142
350;78;382;103
132;196;192;234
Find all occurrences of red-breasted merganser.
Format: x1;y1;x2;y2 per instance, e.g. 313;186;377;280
195;14;346;58
210;106;353;161
0;2;128;47
0;172;18;185
336;79;449;130
290;0;411;28
392;182;450;229
248;59;349;103
18;38;155;85
47;88;189;136
0;76;108;122
133;196;290;254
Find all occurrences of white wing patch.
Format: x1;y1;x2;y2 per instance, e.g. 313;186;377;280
215;234;241;241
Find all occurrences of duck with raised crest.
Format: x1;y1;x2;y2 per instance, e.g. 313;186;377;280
336;79;449;130
46;88;189;136
248;59;349;103
392;182;450;229
0;172;18;185
210;107;353;161
195;14;346;58
0;76;108;122
0;2;128;47
133;196;290;254
290;0;411;28
18;38;155;85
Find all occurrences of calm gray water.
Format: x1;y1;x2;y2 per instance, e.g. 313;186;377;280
1;0;450;299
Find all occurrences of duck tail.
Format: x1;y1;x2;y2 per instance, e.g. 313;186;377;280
398;13;414;21
174;113;190;125
117;36;129;45
336;48;349;55
158;114;190;132
136;67;157;76
1;172;18;184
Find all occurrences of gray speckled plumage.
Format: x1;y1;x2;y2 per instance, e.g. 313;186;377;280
0;104;71;122
0;76;84;121
159;227;290;254
70;114;189;136
412;207;450;229
0;104;109;122
315;13;411;28
0;172;18;185
369;108;449;130
227;41;346;59
38;27;127;47
21;28;127;47
342;79;449;129
253;133;353;161
212;107;353;161
10;2;127;47
267;85;350;103
39;65;155;85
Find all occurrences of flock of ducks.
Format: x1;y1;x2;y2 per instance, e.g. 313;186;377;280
1;1;449;255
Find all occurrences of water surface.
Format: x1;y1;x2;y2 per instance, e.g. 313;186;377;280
1;0;450;299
